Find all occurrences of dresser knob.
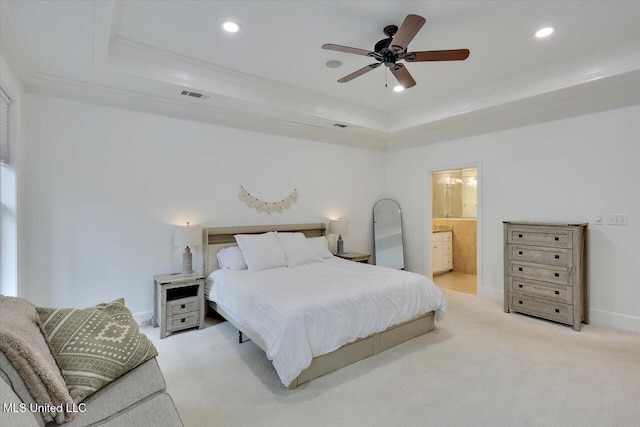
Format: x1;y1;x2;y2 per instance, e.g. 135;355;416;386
554;291;560;295
555;237;559;241
181;318;186;323
181;304;186;309
554;255;560;259
518;267;523;271
518;234;523;238
555;309;560;313
554;273;560;277
519;300;523;305
518;251;523;255
518;284;523;288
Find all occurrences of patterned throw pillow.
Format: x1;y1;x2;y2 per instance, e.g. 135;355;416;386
36;299;158;404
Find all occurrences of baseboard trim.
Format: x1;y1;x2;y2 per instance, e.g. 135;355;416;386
133;311;154;327
479;286;503;303
589;308;640;334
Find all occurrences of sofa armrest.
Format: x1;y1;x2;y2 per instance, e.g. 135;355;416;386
1;378;41;427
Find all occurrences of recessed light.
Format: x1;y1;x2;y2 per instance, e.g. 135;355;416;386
535;26;555;38
326;60;342;68
222;21;241;33
393;85;405;93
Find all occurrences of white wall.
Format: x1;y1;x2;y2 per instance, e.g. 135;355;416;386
0;51;22;297
21;94;385;321
385;105;640;332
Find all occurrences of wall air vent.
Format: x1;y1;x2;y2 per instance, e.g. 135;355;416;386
180;90;209;100
333;123;348;128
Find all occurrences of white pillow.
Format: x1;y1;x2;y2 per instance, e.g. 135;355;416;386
234;232;287;272
276;233;322;267
216;246;247;270
307;236;333;259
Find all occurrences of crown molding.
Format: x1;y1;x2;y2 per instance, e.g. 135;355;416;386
0;0;36;84
26;72;387;150
389;40;640;133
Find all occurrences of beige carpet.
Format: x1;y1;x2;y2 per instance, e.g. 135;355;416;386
143;289;640;426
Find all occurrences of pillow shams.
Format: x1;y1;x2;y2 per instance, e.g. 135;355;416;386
276;233;322;267
307;236;333;259
216;246;247;270
235;232;287;272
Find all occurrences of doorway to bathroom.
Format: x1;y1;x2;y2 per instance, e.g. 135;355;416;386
430;167;479;295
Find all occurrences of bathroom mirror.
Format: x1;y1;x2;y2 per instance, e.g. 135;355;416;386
373;199;405;269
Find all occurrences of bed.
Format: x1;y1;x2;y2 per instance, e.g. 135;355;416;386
203;223;446;389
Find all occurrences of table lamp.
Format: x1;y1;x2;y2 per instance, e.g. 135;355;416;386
175;222;201;274
329;219;349;255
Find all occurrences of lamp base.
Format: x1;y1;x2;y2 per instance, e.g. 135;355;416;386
182;247;194;274
337;236;344;255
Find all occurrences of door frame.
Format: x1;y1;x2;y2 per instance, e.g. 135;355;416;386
425;161;483;295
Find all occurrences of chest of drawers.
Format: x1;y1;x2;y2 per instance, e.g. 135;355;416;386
503;222;588;331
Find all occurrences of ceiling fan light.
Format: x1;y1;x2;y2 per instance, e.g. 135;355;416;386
222;21;241;33
535;26;555;38
393;85;405;92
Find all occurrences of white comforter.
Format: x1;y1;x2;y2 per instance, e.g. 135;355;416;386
208;257;446;387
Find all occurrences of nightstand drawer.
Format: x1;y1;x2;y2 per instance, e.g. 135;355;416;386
510;261;571;285
168;296;199;315
167;312;199;331
510;295;573;324
509;277;573;304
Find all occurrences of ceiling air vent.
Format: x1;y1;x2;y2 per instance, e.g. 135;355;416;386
333;123;348;128
180;90;209;100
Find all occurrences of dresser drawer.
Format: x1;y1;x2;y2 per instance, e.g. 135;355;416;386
167;312;199;331
509;277;573;304
507;228;572;248
168;296;199;315
510;261;571;285
510;246;571;267
510;295;573;324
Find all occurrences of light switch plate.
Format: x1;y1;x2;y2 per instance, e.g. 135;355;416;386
605;214;628;226
594;215;604;226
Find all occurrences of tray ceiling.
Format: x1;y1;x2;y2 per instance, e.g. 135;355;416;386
2;0;640;150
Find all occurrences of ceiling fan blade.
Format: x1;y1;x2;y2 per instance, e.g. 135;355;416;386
390;14;426;53
322;43;379;58
405;49;470;62
337;63;382;83
390;64;416;88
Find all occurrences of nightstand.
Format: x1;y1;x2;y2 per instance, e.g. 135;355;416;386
153;273;205;339
335;252;371;264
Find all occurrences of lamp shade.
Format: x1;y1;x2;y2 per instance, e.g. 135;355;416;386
175;224;202;248
329;219;349;236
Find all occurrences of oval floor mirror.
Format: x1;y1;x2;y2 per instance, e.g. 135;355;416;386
373;199;405;269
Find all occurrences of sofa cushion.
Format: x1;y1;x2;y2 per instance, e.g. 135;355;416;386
0;353;45;427
36;299;157;404
0;377;41;427
97;393;183;427
57;358;169;426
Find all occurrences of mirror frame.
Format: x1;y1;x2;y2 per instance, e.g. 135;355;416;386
373;198;405;270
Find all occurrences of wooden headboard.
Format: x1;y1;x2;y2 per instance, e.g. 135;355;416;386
203;223;326;275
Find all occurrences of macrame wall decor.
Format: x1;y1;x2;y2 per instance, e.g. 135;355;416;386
239;186;298;213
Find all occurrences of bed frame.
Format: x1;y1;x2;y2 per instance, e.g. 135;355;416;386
203;223;435;389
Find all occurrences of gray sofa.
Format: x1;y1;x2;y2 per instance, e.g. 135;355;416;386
1;352;184;427
1;351;183;427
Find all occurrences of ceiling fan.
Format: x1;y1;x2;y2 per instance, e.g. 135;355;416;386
322;14;469;89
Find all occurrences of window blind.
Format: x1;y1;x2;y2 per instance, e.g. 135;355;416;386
0;87;9;165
